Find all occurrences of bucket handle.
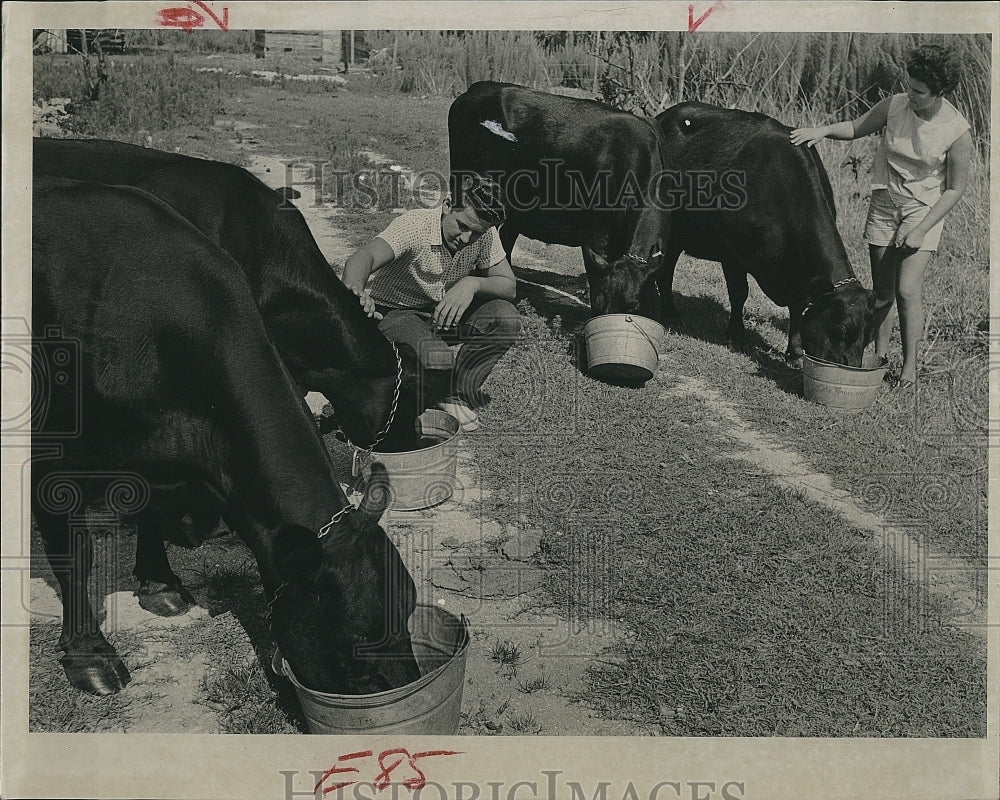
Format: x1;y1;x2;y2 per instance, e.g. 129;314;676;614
624;315;660;359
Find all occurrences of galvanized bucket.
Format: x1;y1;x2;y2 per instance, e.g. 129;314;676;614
583;313;665;382
353;409;460;511
803;352;889;409
272;604;470;735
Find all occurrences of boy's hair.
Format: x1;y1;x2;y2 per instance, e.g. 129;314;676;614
906;43;963;95
451;173;506;228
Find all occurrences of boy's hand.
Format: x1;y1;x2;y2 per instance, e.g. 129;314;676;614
350;285;383;320
790;127;826;147
433;278;477;330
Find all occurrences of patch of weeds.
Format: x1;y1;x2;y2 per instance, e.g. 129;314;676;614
516;673;552;694
201;661;302;734
490;639;522;678
460;698;508;735
506;708;543;735
29;622;136;732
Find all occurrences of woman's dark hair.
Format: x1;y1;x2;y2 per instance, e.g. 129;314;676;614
906;43;963;95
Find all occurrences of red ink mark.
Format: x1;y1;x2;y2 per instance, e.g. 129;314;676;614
688;0;725;32
315;748;462;796
192;0;229;31
314;750;373;794
156;1;228;32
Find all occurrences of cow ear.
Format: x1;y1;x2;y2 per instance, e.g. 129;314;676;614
273;524;323;582
806;276;835;304
358;463;391;524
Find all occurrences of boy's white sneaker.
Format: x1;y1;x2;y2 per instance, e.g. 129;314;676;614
437;398;480;432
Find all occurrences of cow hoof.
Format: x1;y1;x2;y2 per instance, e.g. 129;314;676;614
61;644;132;695
137;581;196;617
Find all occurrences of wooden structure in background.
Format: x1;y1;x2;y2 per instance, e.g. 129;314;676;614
252;30;369;66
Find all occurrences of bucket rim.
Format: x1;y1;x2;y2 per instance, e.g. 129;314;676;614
584;312;666;335
803;352;888;374
273;606;470;702
357;409;461;456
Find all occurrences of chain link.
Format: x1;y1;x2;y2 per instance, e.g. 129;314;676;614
265;581;289;623
338;342;403;462
318;503;354;538
802;276;861;318
832;276;859;290
626;249;664;265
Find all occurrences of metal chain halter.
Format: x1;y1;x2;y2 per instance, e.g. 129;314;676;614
337;342;403;459
802;276;860;318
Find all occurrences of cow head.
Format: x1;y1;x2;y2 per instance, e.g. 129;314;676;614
801;277;893;367
269;464;421;694
586;246;664;315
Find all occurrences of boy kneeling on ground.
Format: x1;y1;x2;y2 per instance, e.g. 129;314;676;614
343;174;522;432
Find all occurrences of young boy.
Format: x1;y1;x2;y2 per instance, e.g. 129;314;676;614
343;175;521;431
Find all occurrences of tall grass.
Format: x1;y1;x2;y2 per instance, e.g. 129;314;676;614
366;30;596;96
364;31;989;146
34;54;241;142
126;29;257;54
599;32;989;145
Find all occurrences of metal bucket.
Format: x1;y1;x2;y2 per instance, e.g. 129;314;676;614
803;352;889;409
353;409;460;511
271;604;470;735
583;313;665;382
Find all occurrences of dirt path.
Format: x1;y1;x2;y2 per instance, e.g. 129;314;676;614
658;375;986;635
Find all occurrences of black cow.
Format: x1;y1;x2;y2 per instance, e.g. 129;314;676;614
655;102;891;367
32;176;420;696
448;81;671;316
33;137;444;451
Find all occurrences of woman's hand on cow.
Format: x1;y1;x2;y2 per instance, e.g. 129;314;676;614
433;278;477;330
350;285;383;320
790;127;827;147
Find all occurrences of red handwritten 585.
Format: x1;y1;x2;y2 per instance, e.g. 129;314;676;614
314;748;462;795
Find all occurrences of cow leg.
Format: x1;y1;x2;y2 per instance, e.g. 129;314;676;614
654;247;683;324
499;224;518;266
133;513;196;617
721;260;751;354
33;505;131;695
786;302;805;368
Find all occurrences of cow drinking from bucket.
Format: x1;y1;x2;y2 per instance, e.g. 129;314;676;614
33;137;448;451
448;81;671;316
32;176;420;696
654;102;892;367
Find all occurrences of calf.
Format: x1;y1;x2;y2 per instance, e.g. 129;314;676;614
448;81;671;316
655;101;891;366
32;176;420;696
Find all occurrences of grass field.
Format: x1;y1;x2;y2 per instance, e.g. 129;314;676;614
30;37;989;736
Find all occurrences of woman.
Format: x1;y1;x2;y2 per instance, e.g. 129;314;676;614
790;44;972;386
